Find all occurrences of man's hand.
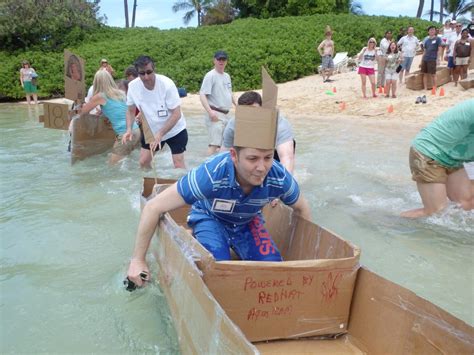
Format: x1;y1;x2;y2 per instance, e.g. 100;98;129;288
127;258;150;287
121;130;133;144
150;133;162;152
209;110;219;122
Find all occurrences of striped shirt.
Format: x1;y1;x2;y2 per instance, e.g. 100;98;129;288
177;152;300;226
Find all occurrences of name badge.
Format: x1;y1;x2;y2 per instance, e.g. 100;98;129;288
466;42;471;46
211;199;236;213
158;110;168;117
431;40;436;44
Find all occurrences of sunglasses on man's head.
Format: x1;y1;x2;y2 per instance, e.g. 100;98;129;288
138;69;154;76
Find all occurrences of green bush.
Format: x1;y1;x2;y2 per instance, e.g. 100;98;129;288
0;14;435;100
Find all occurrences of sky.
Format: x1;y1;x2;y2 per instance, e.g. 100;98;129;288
98;0;447;30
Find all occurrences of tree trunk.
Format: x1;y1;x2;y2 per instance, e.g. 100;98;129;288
131;0;137;27
416;0;424;18
429;0;434;21
124;0;129;28
439;0;443;23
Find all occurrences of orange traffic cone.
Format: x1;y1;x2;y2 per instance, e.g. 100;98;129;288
431;86;437;95
378;86;383;94
387;104;394;113
439;87;445;96
339;101;346;111
332;87;337;93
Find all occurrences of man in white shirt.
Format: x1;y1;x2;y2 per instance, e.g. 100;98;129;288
123;55;187;169
397;26;420;83
446;21;463;80
200;50;236;155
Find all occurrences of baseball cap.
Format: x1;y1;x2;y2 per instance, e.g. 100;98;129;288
100;58;108;63
214;51;228;60
450;20;457;24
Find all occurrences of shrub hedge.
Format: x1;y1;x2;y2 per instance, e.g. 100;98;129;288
1;14;435;100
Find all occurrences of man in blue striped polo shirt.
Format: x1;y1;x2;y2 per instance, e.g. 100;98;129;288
126;146;312;286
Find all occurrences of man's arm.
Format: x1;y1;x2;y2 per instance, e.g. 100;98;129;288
149;106;182;151
127;183;186;285
200;93;219;122
290;194;312;221
276;140;295;174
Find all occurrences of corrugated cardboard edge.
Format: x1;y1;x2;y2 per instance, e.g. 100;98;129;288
42;102;70;130
261;67;278;109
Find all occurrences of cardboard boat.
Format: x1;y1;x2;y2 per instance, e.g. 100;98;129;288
70;113;115;165
405;67;451;90
459;75;474;90
141;178;474;354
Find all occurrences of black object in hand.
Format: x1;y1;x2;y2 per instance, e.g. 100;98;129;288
124;272;148;292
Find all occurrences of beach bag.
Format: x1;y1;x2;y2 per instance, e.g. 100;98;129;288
31;72;38;86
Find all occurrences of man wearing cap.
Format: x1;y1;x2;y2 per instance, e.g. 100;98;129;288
99;58;115;77
200;50;236;155
123;55;187;169
126;105;312;286
222;91;296;173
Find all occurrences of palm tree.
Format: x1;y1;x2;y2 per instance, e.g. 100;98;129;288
172;0;212;27
124;0;129;27
425;0;473;21
416;0;424;17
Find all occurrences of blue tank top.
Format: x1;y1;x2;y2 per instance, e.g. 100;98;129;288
100;94;136;135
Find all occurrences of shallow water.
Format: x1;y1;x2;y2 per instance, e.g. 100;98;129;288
1;104;472;353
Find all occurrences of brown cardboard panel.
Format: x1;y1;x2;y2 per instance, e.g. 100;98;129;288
70;114;115;164
348;267;474;354
406;67;450;90
261;67;278;109
151;213;258;354
140;112;155;144
39;115;44;123
459;77;474;90
234;105;277;150
42;102;70;130
64;50;86;102
256;335;364;354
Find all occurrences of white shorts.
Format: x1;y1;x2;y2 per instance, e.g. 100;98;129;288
205;111;230;146
384;69;398;81
464;162;474;180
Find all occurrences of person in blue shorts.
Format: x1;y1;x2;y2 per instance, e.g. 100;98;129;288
126;144;312;286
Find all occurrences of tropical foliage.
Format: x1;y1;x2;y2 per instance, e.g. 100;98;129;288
1;14;434;100
0;0;105;51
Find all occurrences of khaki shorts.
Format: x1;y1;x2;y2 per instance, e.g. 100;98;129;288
409;147;460;183
421;60;437;75
206;111;229;146
113;129;141;156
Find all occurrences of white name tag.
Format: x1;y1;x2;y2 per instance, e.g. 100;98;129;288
466;43;471;46
158;110;168;117
431;40;436;44
211;199;236;213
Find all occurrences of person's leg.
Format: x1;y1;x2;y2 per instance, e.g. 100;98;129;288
32;94;38;104
360;74;367;98
446;168;473;211
431;74;437;91
139;148;152;169
171;153;185;168
401;182;448;218
231;215;282;261
368;74;376;97
109;153;125;165
385;79;391;97
392;80;397;98
461;65;468;80
25;93;31;104
190;213;231;261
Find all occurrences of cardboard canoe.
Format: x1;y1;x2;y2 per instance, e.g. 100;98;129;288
405;67;451;90
70;113;115;165
459;76;474;90
142;179;474;354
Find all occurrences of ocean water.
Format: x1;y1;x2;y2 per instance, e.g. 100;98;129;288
1;104;472;353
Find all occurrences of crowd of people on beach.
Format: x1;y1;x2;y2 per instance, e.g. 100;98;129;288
317;21;473;100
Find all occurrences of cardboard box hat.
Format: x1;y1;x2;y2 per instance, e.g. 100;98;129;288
234;67;278;150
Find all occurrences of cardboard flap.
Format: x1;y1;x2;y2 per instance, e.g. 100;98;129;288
140;112;156;145
262;67;278;109
64;50;86;102
42;102;70;130
234;105;277;150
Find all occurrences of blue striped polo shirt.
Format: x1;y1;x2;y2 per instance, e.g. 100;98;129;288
177;152;300;227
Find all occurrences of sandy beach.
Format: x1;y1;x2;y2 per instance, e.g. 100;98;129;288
180;54;473;125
